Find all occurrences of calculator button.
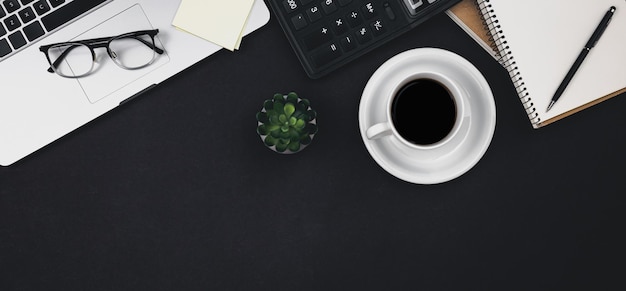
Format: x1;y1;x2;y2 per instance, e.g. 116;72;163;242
269;0;463;78
282;0;299;13
346;10;362;27
332;17;348;34
312;42;341;67
371;20;385;36
306;5;322;22
303;26;333;49
384;3;396;20
355;26;372;43
321;0;337;14
291;13;308;30
362;2;377;19
338;0;352;6
340;35;356;51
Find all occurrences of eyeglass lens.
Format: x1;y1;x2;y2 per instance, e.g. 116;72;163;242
48;44;94;78
109;34;157;70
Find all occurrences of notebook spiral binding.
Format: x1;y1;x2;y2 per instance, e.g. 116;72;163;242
475;0;540;125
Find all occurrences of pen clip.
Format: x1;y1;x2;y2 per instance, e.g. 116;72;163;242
587;6;616;48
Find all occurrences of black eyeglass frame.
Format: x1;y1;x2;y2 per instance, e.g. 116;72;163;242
39;29;164;78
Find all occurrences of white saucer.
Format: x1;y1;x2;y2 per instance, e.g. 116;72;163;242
358;48;496;184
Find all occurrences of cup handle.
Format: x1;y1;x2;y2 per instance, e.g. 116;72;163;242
366;122;392;140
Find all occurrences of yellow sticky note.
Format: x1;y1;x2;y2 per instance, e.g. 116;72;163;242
172;0;255;51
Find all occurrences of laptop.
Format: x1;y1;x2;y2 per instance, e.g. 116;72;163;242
0;0;270;166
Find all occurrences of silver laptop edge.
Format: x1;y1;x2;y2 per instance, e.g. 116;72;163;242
0;0;270;166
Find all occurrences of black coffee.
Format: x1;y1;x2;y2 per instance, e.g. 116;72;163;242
391;79;457;145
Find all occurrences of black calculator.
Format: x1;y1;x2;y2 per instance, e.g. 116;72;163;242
267;0;462;78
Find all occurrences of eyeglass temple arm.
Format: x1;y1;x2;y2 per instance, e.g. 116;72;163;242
134;36;164;54
124;29;163;54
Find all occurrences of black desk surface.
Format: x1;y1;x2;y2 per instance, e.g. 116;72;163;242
2;6;626;290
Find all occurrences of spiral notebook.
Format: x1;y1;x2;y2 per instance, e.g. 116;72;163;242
450;0;626;128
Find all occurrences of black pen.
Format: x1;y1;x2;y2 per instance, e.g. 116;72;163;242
546;6;616;112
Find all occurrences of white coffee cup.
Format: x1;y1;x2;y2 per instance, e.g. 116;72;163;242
365;71;470;151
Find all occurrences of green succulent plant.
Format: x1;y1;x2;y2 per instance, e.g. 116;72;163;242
256;92;318;153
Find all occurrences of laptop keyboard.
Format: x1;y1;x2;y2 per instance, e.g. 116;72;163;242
0;0;107;61
268;0;461;78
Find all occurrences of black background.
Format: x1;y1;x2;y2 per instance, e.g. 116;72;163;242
2;2;626;290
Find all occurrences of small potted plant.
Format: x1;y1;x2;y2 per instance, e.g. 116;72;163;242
256;92;317;153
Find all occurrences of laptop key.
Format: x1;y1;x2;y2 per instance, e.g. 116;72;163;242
0;38;11;57
3;0;20;14
0;0;108;63
49;0;64;8
23;20;43;41
3;14;20;31
18;6;35;23
8;30;25;49
41;0;106;31
33;0;50;16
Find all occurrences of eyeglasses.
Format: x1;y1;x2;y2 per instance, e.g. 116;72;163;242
39;29;164;78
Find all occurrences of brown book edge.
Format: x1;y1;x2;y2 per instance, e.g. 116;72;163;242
447;0;626;129
539;88;626;128
447;0;498;58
